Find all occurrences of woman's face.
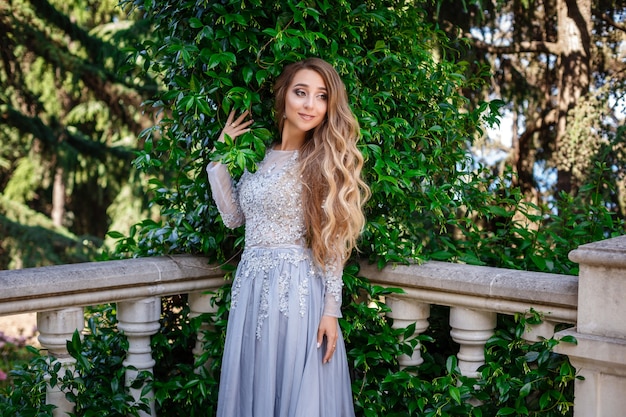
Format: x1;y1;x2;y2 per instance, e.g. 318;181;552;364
283;69;328;136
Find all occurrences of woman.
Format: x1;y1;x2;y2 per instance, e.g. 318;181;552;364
207;57;369;417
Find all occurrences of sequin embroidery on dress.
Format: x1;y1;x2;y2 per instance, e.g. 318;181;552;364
207;149;344;332
231;150;316;338
237;149;306;248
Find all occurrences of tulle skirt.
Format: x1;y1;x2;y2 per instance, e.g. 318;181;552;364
216;246;355;417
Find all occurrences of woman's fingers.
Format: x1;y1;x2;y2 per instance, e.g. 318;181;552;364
318;316;339;364
230;110;250;127
323;334;338;364
223;119;253;139
225;110;236;126
216;110;253;145
228;118;254;132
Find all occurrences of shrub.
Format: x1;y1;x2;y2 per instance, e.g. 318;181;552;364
110;0;498;268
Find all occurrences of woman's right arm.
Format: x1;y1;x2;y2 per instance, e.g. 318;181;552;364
206;162;244;229
206;110;253;229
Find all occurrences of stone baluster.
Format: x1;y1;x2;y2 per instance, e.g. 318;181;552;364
523;318;557;343
386;296;430;370
117;297;161;417
37;307;85;417
188;291;219;374
449;307;496;378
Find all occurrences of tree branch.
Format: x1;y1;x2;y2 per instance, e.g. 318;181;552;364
0;106;135;161
13;23;154;133
600;13;626;33
28;0;158;95
467;36;561;56
519;108;558;140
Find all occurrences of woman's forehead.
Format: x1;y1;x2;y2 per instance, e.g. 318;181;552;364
290;69;327;90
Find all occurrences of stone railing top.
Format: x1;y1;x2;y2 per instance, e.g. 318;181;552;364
1;254;582;323
568;235;626;268
360;260;578;322
0;255;226;316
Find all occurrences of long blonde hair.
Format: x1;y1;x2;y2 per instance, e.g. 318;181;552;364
274;58;370;267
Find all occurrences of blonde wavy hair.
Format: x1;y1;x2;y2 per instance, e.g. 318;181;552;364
274;58;370;268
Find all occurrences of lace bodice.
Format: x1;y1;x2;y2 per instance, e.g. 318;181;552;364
206;149;343;317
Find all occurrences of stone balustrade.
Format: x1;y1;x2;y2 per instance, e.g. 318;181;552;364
0;235;625;416
0;255;226;417
360;260;578;376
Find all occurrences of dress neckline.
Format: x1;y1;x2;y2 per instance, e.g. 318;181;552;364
270;147;299;153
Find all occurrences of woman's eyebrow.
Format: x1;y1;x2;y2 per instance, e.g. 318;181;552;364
293;82;327;91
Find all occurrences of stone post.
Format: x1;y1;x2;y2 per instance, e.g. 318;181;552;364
449;306;496;378
37;307;85;417
117;297;161;417
188;291;219;373
555;235;626;417
386;296;430;370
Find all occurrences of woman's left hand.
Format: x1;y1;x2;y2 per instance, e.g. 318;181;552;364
317;315;339;364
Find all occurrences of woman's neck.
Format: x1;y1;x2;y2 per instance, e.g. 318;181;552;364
278;126;306;150
274;142;302;151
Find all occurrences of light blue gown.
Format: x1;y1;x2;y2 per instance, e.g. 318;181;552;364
207;149;355;417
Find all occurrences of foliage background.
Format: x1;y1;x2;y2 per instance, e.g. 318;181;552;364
111;0;500;267
0;0;157;269
110;0;625;273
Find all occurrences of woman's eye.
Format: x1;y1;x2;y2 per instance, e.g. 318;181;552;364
318;94;328;100
295;89;306;97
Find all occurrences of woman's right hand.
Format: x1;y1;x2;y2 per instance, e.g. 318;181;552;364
215;110;254;147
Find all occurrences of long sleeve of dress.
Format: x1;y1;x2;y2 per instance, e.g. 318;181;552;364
322;256;344;318
206;162;245;229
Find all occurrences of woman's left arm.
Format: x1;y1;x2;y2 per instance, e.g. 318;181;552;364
322;259;343;318
317;257;344;363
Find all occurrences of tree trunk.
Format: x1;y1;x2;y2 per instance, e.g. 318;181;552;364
51;166;65;227
555;0;591;194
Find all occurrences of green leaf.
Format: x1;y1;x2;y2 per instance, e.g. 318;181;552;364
558;335;578;345
242;66;254;85
538;391;550;409
107;231;125;239
487;205;512;217
496;408;516;416
449;385;461;404
519;382;532;397
524;351;539;362
446;355;458;374
255;69;269;86
189;17;203;28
